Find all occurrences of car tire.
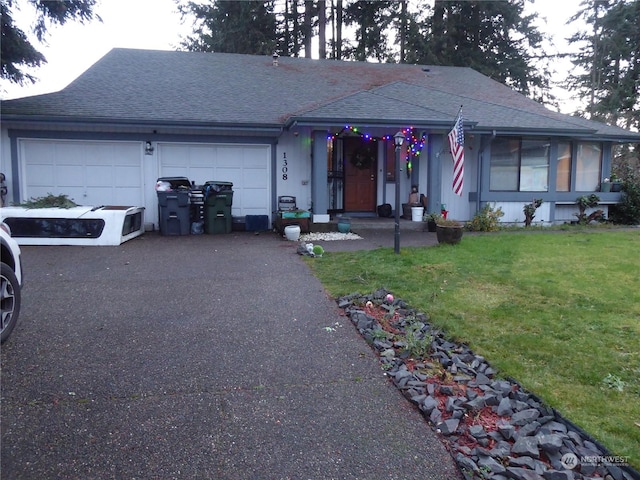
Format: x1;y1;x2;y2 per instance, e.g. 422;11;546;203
1;261;21;344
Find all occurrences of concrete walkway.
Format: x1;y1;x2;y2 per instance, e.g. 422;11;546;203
1;229;460;479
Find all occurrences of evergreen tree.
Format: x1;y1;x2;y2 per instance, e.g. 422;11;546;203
567;0;639;132
1;0;99;85
177;0;553;102
342;1;397;62
398;1;433;65
178;0;277;55
419;0;550;98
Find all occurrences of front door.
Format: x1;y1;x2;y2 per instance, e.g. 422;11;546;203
343;137;377;212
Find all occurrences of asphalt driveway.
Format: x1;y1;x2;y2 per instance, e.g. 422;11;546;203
1;230;459;479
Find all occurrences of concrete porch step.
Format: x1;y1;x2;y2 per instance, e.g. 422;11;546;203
312;216;427;232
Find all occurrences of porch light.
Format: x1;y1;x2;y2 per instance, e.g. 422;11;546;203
394;131;404;254
394;131;405;147
145;141;154;155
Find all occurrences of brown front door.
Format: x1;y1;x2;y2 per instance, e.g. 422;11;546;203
343;138;377;212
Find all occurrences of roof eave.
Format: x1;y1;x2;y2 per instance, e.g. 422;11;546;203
1;115;283;137
285;116;478;131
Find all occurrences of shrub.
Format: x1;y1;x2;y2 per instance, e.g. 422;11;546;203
609;166;640;225
468;203;504;232
574;194;603;224
523;199;543;227
17;193;78;209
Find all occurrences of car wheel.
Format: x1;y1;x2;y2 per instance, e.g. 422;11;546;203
0;262;21;344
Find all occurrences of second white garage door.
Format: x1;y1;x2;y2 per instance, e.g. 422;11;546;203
158;143;272;218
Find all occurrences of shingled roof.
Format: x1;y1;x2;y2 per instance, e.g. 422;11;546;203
2;48;638;141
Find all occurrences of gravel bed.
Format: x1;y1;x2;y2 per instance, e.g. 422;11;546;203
300;232;363;241
337;289;640;480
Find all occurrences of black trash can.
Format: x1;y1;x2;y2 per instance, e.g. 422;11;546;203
204;181;233;234
156;177;191;235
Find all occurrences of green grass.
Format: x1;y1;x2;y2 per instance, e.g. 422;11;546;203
307;229;640;469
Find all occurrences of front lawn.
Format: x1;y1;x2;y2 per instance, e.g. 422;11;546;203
307;229;640;469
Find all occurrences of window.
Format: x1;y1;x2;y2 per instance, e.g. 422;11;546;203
520;140;549;191
490;138;549;192
575;142;601;191
490;138;519;190
556;142;571;192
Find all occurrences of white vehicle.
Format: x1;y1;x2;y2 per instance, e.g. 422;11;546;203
1;221;23;343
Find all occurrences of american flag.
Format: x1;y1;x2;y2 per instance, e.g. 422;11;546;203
448;111;464;196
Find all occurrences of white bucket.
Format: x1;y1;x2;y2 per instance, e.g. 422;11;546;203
284;225;301;241
411;206;424;222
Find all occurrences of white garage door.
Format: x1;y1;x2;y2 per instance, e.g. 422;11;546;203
158;143;271;218
20;139;144;207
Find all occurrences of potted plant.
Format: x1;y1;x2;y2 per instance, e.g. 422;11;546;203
435;218;464;244
423;212;441;232
609;173;622;192
600;178;612;193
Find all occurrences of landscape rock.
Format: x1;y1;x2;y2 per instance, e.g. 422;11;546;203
511;408;541;426
537;433;564;454
478;454;507;475
439;418;460;435
505;467;545;480
543;471;575;480
512;436;540;458
336;292;639;480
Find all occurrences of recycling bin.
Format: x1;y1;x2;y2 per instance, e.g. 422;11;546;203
204;181;233;234
156;176;191;235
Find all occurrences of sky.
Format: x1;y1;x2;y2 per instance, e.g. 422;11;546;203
0;0;584;112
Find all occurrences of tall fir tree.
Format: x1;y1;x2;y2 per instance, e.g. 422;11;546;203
567;0;639;132
419;0;550;98
1;0;99;85
342;1;397;62
178;0;277;55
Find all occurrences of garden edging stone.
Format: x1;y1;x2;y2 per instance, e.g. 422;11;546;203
337;289;640;480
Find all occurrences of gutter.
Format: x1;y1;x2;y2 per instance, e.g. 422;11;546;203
0;115;284;137
284;116;479;131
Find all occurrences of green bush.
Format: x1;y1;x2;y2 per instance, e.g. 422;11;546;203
17;193;78;209
468;203;504;232
610;166;640;225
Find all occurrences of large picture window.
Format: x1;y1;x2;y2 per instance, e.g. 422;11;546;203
575;142;601;191
490;138;549;191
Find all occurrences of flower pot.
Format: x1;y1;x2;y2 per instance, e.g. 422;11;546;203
436;224;464;245
611;182;622;192
284;225;301;241
600;182;611;192
426;220;437;232
337;217;351;233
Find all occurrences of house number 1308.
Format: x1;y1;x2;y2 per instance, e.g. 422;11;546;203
282;153;288;180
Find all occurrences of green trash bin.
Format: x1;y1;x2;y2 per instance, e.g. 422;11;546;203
204;181;233;234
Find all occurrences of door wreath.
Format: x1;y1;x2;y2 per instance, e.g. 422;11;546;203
350;145;376;170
